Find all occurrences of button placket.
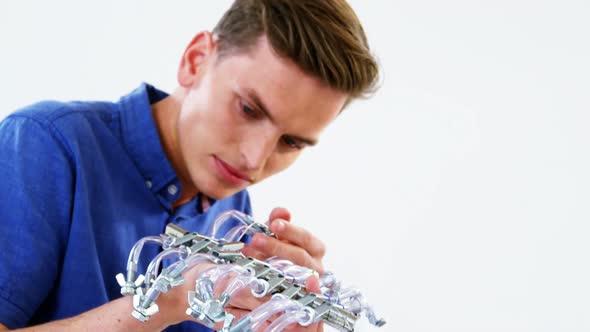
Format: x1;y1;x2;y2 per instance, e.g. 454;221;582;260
167;184;178;196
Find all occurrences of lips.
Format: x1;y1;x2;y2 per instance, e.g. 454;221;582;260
213;156;252;186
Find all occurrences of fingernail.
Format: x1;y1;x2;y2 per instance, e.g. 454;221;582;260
273;220;285;232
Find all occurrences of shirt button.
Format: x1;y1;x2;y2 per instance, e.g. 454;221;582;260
146;180;152;189
167;184;178;196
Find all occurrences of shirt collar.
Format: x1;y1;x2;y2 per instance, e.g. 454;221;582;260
118;83;179;195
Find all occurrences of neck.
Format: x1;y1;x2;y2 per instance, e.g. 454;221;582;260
151;90;199;208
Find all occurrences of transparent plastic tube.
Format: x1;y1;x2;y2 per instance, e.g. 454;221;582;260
126;236;166;281
222;224;250;242
220;274;269;300
145;247;187;287
206;210;257;240
263;308;314;332
128;236;166;267
240;295;304;331
191;263;252;302
320;271;342;301
200;263;250;283
339;290;386;327
167;253;216;277
266;258;314;285
266;258;294;270
337;287;361;304
281;265;315;283
281;264;312;276
319;271;339;289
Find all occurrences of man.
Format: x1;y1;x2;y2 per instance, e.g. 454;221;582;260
0;0;378;331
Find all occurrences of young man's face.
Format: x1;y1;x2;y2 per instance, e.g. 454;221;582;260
175;33;348;199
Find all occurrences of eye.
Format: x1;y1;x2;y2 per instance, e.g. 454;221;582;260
282;136;303;150
241;103;259;118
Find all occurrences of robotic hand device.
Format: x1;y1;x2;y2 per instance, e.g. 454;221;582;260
116;210;386;331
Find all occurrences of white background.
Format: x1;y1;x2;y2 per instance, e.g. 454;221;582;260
1;1;589;331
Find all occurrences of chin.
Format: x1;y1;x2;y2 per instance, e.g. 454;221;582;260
191;167;246;200
200;181;243;200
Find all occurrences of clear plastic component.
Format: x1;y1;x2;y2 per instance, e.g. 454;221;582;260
117;210;386;331
129;236;167;266
266;258;315;285
145;247;188;288
338;287;386;327
263;307;315;332
206;209;273;242
126;236;167;281
220;274;269;300
168;252;216;275
206;210;257;241
200;263;251;283
239;294;304;331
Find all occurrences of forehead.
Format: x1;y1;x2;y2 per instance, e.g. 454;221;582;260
213;37;347;134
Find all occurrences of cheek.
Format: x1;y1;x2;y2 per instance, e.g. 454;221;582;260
262;152;301;179
178;89;235;148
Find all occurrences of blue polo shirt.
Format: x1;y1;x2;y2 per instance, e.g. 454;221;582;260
0;84;252;331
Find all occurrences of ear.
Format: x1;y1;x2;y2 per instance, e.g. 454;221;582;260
177;31;217;87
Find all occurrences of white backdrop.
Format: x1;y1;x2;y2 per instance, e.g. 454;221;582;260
1;1;589;331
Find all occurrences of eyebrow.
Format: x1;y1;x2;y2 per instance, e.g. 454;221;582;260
243;88;318;146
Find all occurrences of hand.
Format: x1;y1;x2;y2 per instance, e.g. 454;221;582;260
159;207;328;330
239;207;327;331
159;262;323;331
242;207;326;275
212;287;324;332
156;262;264;327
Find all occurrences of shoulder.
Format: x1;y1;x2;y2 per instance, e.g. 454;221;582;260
0;109;76;176
2;99;120;154
6;99;117;130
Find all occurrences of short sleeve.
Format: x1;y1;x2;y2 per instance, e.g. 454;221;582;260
0;115;74;328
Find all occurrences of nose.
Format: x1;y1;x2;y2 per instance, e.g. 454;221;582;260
240;129;278;173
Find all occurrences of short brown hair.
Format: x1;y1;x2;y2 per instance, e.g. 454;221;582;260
213;0;379;102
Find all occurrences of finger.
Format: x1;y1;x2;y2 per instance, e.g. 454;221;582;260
240;243;272;261
318;321;324;332
220;305;273;331
251;233;324;274
269;220;326;259
268;207;292;225
224;286;268;311
305;274;322;294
